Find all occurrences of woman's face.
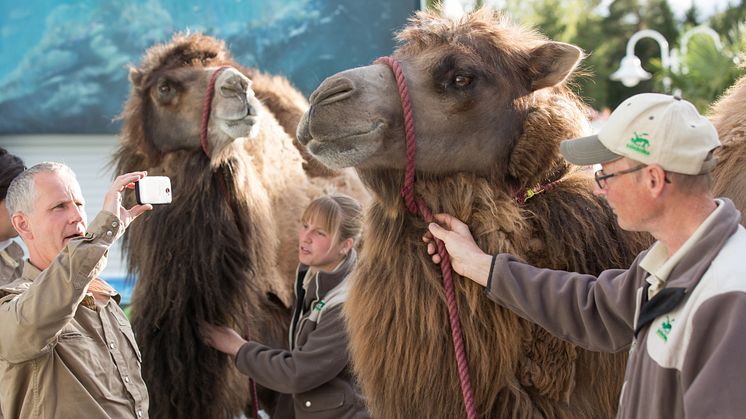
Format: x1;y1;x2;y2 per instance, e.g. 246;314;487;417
297;217;348;272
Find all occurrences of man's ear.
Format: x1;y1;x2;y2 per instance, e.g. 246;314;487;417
647;165;668;197
11;213;32;240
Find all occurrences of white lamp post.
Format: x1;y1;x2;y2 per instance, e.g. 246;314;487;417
610;26;723;92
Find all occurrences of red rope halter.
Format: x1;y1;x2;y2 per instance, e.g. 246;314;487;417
375;56;478;419
200;65;261;419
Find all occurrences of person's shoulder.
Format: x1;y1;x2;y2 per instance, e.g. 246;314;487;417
717;226;746;268
704;228;746;291
3;240;25;261
0;277;32;300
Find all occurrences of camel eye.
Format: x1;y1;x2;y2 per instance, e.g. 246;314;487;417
155;80;178;103
454;75;472;88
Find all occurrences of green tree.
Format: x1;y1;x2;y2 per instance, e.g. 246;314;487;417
684;4;701;27
660;22;746;111
422;0;745;112
710;0;746;45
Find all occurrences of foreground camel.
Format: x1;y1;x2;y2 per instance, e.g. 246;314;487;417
710;73;746;225
113;34;364;418
298;10;649;418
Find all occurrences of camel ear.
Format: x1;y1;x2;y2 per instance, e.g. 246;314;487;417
528;42;583;91
129;67;144;87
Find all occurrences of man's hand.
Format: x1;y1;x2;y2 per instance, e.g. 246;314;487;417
423;213;493;287
102;172;152;231
202;323;247;357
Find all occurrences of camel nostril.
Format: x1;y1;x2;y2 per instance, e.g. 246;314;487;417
219;75;249;98
310;77;355;106
220;84;241;97
297;113;312;146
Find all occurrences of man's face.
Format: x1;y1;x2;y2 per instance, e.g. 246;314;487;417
17;171;87;269
595;158;649;231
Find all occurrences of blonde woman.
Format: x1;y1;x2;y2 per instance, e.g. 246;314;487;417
204;194;369;418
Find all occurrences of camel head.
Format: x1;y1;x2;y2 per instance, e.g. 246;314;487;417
298;9;585;184
122;33;260;164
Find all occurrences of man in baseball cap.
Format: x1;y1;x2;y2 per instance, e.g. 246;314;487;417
424;93;746;418
559;93;720;231
560;93;719;175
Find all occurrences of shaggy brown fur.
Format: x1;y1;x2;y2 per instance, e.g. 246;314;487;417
709;73;746;225
298;10;649;418
113;33;335;418
245;69;338;178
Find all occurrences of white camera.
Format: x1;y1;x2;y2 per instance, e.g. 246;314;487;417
135;176;172;205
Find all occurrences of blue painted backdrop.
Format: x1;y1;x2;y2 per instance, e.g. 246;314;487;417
0;0;419;134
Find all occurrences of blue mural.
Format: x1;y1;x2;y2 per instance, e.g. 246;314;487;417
0;0;419;134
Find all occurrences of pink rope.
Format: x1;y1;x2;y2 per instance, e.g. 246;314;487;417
200;66;231;156
375;56;478;419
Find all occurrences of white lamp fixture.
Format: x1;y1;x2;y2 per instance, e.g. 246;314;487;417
611;26;723;91
610;29;670;89
610;55;652;87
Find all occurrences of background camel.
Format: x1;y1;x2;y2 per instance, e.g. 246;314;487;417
113;33;365;418
298;10;649;418
710;73;746;226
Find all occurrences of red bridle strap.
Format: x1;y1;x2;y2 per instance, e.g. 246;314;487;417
374;56;478;419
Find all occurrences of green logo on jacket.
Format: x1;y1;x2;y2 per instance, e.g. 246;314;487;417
313;300;326;312
656;315;674;342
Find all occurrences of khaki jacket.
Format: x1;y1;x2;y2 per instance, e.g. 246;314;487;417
0;241;23;287
235;250;369;419
0;212;149;419
0;241;24;418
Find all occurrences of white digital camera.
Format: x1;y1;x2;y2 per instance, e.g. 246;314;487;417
135;176;172;205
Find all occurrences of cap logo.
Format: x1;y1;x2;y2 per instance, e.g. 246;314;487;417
626;132;651;156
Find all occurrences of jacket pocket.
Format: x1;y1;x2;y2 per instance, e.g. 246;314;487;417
112;307;142;362
296;387;345;413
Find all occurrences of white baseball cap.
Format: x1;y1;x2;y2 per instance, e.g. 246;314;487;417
560;93;720;175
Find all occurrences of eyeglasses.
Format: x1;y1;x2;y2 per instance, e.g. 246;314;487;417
594;164;647;189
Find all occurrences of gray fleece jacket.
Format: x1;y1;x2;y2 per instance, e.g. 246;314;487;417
485;198;746;419
234;250;368;419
